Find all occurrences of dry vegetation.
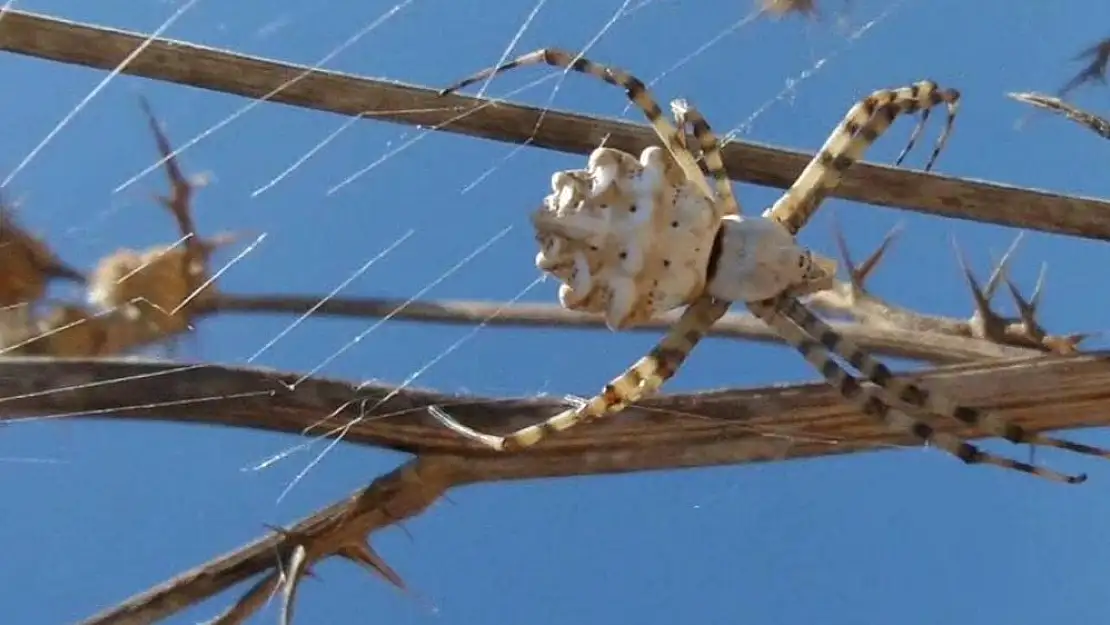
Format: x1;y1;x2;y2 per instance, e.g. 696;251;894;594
2;8;1110;625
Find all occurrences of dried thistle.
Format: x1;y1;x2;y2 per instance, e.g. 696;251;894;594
757;0;852;24
86;97;236;341
759;0;820;19
0;201;84;310
28;304;110;357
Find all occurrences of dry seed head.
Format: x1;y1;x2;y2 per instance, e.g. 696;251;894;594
30;304;111;357
0;209;75;308
759;0;819;18
87;243;218;337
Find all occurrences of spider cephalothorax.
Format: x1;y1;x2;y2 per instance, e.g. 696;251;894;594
431;47;1110;483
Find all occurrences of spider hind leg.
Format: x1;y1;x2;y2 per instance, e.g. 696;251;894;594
778;296;1110;462
749;298;1086;484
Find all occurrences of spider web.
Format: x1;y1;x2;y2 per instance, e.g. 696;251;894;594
10;1;1110;625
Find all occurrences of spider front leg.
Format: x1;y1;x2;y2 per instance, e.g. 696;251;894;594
748;296;1086;484
764;80;961;236
438;48;712;197
669;98;740;215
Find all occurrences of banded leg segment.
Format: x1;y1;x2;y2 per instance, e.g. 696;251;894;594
747;297;1086;484
669;99;741;216
429;296;731;451
439;48;713;199
764;81;960;236
772;296;1110;463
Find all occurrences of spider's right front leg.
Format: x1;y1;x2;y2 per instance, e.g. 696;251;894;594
429;296;730;451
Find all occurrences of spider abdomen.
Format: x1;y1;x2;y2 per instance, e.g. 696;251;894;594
531;146;718;329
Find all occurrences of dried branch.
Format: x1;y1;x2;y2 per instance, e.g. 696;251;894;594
4;10;1110;240
1056;37;1110;98
1007;91;1110;140
202;293;1041;364
806;222;1090;354
45;352;1110;624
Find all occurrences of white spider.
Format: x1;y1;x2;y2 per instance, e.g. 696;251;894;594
432;48;1109;483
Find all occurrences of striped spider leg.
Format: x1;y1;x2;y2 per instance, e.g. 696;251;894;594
762;80;960;234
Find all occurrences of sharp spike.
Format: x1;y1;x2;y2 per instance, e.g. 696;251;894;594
279;544;310;625
1003;274;1039;330
338;540;409;592
854;221;904;287
830;215;858;285
1030;262;1048;312
206;571;281;625
983;231;1024;300
951;236;993;319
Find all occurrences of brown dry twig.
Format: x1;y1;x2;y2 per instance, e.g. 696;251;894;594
806;220;1091;354
85;96;237;339
1007;91;1110;140
2;97;239;358
1057;37;1110;99
4;10;1110;239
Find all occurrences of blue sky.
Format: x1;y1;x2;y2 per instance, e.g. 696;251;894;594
3;1;1110;624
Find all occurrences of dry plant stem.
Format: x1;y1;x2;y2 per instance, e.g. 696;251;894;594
805;223;1087;354
4;11;1110;239
1008;92;1110;140
5;354;1110;462
56;352;1110;624
204;293;1040;363
82;454;462;625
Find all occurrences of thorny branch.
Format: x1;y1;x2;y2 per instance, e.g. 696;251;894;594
1008;92;1110;141
0;353;1089;624
4;9;1110;239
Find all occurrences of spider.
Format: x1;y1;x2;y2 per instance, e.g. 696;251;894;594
432;48;1110;483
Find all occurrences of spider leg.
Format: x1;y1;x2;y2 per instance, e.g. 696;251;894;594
771;295;1110;466
429;297;731;451
438;48;711;197
764;81;960;236
669;99;741;216
748;297;1086;484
